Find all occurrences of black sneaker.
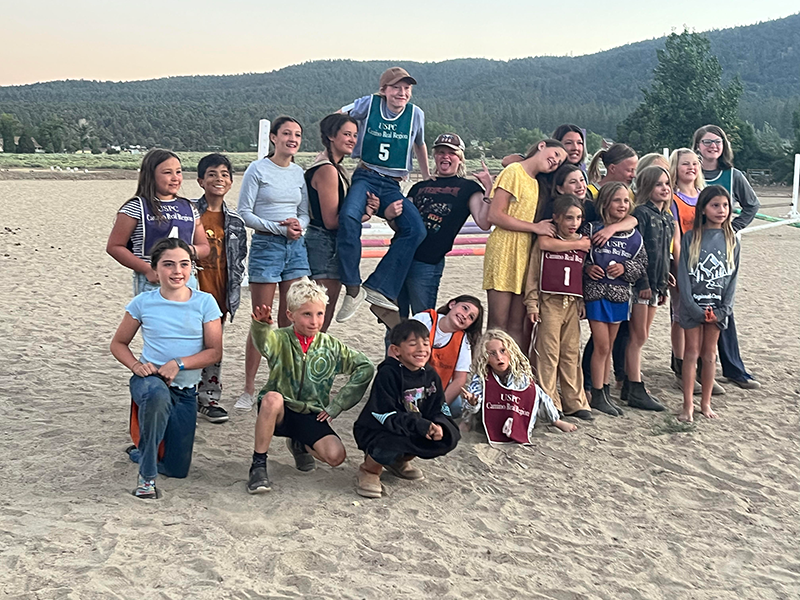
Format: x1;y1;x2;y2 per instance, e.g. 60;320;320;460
198;401;229;424
247;464;271;494
287;438;316;472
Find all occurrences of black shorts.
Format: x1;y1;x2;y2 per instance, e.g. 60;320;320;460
271;406;339;448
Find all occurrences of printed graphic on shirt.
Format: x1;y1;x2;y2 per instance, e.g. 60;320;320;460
415;197;453;233
402;381;437;413
690;250;732;305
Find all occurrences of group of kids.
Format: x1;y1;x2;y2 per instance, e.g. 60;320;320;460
107;67;761;500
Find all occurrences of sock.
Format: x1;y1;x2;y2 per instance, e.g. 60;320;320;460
345;285;360;297
251;451;267;468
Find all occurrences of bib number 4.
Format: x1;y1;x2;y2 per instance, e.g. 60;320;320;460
378;143;390;162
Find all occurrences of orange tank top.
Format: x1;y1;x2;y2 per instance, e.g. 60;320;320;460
672;192;696;235
424;309;465;386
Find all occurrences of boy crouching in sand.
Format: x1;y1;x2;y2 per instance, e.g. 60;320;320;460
247;279;374;494
353;320;461;498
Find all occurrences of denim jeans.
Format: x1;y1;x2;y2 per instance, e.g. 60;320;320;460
717;311;752;381
397;258;446;319
337;167;425;300
130;375;197;480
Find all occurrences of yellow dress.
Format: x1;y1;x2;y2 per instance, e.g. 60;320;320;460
482;163;539;293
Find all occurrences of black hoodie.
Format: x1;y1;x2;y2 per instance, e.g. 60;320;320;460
353;357;461;459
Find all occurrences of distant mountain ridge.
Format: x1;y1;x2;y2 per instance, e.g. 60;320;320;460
1;13;797;151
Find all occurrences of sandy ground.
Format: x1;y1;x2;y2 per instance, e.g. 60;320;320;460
1;179;798;599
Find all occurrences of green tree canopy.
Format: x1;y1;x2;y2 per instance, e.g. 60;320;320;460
617;29;742;154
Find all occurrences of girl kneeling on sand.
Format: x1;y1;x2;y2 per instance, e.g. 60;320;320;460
111;238;222;499
462;329;576;443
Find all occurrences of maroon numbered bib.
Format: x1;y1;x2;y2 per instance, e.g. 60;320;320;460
540;244;586;296
482;371;538;445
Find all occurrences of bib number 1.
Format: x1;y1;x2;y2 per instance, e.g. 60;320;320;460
563;266;571;287
378;143;390;162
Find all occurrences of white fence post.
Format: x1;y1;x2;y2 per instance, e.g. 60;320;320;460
257;119;271;160
789;154;800;219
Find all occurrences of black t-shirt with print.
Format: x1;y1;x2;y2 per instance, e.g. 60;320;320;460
407;176;482;264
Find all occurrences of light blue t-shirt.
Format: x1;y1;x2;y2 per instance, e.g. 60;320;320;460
125;289;222;389
342;94;425;178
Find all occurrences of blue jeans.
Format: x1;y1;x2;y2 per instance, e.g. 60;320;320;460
397;258;446;319
337;168;425;300
718;311;752;381
130;375;197;480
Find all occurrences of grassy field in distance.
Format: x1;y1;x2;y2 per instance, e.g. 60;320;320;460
0;151;504;174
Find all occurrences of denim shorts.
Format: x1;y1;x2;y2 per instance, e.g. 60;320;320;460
305;225;340;280
633;291;662;307
248;234;310;284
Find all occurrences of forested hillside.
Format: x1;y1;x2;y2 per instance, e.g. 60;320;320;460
0;13;797;153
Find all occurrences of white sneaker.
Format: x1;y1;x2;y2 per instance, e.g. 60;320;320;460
364;287;399;311
336;288;366;323
234;392;254;411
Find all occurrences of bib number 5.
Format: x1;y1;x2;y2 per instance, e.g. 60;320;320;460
378;143;390;162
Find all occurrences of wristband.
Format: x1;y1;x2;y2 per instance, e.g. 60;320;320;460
482;196;492;204
174;358;185;371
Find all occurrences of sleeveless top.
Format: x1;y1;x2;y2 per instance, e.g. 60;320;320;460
481;371;538;445
361;95;415;171
672;192;696;235
424;309;465;387
304;158;349;230
540;242;587;296
586;222;644;287
703;168;733;195
139;196;195;258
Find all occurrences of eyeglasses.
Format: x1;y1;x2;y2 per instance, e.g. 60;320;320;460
700;139;723;147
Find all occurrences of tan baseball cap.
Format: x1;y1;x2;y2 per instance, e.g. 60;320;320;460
379;67;417;88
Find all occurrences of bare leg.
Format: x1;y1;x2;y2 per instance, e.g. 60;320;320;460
309;434;347;467
486;289;512;331
244;282;277;395
316;279;341;333
626;303;648;382
277;278;301;328
699;324;721;419
507;293;532;354
671;322;685;360
679;326;701;422
254;392;285;453
589;321;612;389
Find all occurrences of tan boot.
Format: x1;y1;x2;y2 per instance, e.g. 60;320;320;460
386;457;424;480
356;464;382;498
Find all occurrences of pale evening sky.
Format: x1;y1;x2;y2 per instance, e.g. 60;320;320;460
2;1;797;87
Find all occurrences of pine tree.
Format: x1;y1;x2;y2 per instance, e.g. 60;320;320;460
617;29;742;154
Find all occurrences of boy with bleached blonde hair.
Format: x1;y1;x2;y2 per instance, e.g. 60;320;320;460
246;278;375;494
